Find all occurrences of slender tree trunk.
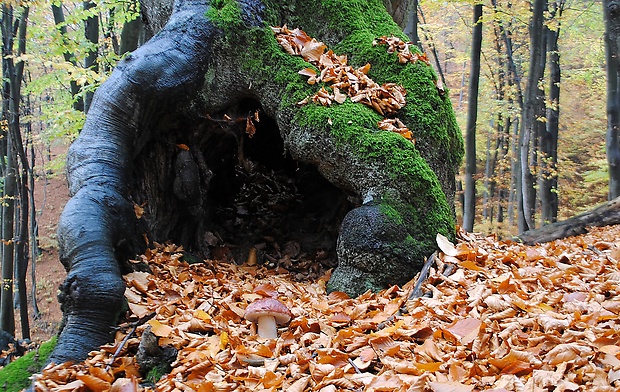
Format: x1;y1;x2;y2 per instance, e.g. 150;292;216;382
27;100;39;319
52;3;85;113
540;6;561;225
1;136;16;336
403;0;420;49
16;158;29;339
84;0;99;113
483;18;509;227
509;118;519;226
482;121;494;221
483;121;502;223
604;0;620;199
496;117;510;224
458;61;466;110
463;3;483;232
1;5;29;338
519;0;546;232
14;6;29;339
418;6;446;87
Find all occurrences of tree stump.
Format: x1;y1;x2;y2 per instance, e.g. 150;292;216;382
50;0;463;363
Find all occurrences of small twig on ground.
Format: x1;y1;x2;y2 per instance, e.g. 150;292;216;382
105;312;156;372
409;251;438;300
378;252;440;330
348;357;362;374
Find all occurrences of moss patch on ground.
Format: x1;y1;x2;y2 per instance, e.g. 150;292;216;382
0;337;57;392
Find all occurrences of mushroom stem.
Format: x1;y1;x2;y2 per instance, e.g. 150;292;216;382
256;315;278;339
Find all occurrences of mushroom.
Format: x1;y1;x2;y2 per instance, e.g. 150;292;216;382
244;297;292;339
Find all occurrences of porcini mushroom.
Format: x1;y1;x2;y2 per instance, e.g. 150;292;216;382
244;297;292;339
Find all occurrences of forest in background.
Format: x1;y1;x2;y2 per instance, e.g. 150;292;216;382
0;0;613;341
422;0;608;236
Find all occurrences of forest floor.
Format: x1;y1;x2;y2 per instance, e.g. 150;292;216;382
33;221;620;390
15;142;620;391
27;143;68;344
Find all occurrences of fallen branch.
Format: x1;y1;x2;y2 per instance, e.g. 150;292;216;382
104;312;156;372
517;196;620;244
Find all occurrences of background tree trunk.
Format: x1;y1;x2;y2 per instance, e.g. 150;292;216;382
0;4;30;340
83;0;99;113
403;0;420;48
519;0;547;232
52;3;85;113
540;6;562;225
604;0;620;199
463;3;483;232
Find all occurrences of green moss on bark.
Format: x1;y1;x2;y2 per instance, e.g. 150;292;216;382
205;0;242;29
201;0;463;294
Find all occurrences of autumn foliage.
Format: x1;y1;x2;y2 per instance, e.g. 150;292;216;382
32;224;620;391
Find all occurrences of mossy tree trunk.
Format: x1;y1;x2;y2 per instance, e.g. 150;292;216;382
49;0;463;364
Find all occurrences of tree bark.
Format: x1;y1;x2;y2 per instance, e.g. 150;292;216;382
49;0;463;363
604;0;620;199
0;4;30;339
519;0;547;232
403;0;420;49
83;0;99;113
1;132;16;337
463;3;483;232
540;4;562;225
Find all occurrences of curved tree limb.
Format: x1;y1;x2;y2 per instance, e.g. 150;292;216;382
50;0;218;363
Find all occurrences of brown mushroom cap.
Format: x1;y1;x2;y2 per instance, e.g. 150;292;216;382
244;297;292;324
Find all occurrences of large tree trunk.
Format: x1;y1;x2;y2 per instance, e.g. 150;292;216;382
49;0;463;363
540;13;561;225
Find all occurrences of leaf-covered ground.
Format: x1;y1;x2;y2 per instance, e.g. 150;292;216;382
33;225;620;391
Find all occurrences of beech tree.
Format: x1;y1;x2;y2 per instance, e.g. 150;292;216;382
48;0;463;363
519;0;547;232
604;0;620;199
539;0;565;225
1;3;31;340
463;2;483;232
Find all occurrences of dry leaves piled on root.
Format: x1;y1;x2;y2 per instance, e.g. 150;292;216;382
34;226;620;391
372;36;431;66
272;26;416;142
372;36;444;96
